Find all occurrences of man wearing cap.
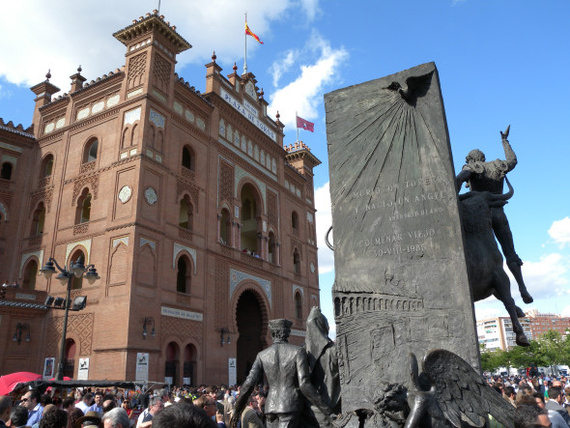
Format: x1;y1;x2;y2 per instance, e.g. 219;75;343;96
232;318;333;427
75;410;102;428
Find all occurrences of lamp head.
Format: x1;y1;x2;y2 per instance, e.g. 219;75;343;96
40;260;56;279
72;257;86;278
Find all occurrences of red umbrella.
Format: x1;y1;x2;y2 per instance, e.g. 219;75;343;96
0;372;42;395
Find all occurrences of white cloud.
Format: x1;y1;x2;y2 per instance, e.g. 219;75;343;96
268;33;349;129
270;50;299;87
548;217;570;248
315;182;334;274
299;0;321;21
0;0;310;91
519;253;569;299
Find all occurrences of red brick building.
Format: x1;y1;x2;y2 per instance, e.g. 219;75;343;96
525;309;570;339
0;11;321;386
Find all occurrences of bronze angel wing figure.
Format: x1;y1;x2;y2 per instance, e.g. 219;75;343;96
405;349;514;428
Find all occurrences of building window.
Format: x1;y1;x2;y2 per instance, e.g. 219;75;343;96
182;146;195;171
268;231;276;264
179;196;193;230
75;189;92;224
1;162;13;180
42;155;54;177
295;292;303;319
31;203;46;235
176;256;191;293
220;208;231;245
22;259;38;291
293;248;301;274
292;211;299;230
83;138;99;163
240;184;260;253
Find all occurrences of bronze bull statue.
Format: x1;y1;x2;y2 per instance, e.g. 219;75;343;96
459;177;529;347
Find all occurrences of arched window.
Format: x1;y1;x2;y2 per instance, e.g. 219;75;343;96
83;138;98;163
1;162;13;180
293;248;301;274
179;196;193;230
69;249;86;290
295;292;303;319
292;211;299;230
75;189;92;224
240;184;260;253
22;259;38;291
42;155;54;177
220;208;231;245
182;146;195;171
31;203;46;235
176;256;191;294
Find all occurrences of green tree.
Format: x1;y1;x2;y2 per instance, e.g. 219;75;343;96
480;348;508;373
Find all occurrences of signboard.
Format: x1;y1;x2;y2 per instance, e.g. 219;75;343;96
164;376;173;385
161;306;203;321
78;358;90;380
136;352;149;382
43;357;55;380
228;358;237;386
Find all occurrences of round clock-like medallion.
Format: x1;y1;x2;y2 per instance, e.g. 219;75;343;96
245;81;256;99
118;185;132;203
144;187;158;205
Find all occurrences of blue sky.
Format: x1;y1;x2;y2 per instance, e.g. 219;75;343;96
1;0;569;335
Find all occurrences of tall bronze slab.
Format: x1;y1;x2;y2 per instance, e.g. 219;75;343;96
325;63;479;415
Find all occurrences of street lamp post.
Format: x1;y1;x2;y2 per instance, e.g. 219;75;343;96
40;256;100;380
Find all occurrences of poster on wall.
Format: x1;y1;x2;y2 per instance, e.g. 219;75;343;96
78;358;90;380
136;353;149;382
43;358;55;380
228;358;237;386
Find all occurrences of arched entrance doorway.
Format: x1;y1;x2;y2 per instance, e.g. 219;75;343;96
183;344;197;386
236;290;266;384
165;342;179;386
63;339;76;378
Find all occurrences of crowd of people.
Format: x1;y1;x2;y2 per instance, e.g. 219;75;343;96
0;384;266;428
0;373;569;427
487;373;570;428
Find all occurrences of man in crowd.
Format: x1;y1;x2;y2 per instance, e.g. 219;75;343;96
62;397;75;413
9;406;30;428
76;393;93;414
545;387;570;426
87;391;104;416
0;396;11;427
20;389;43;426
136;396;164;428
102;407;131;428
515;405;551;428
193;395;217;420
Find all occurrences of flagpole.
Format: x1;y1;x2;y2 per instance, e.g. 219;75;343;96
244;12;248;74
295;111;300;142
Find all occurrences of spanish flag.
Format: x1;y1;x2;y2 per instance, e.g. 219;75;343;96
245;22;264;44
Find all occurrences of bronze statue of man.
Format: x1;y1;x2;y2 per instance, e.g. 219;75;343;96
456;125;533;304
232;318;333;428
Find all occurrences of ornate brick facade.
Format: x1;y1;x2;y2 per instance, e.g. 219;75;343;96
0;11;321;386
